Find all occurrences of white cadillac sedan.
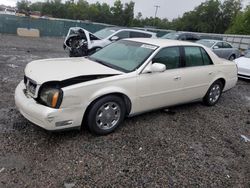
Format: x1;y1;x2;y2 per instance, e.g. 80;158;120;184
15;38;238;135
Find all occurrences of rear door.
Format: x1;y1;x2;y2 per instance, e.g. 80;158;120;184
222;42;234;59
180;46;216;102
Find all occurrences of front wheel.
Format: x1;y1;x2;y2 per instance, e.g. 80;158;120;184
86;95;126;135
203;81;223;106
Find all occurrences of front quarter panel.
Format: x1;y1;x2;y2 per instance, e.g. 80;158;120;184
60;73;137;115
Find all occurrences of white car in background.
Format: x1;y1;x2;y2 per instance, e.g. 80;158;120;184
15;39;237;135
234;52;250;79
63;27;157;57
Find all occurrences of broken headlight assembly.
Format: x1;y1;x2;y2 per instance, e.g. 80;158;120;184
38;86;63;109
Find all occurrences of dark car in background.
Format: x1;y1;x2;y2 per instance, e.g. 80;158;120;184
161;32;200;42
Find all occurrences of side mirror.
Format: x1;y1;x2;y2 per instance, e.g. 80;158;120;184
110;36;119;41
213;45;219;49
142;63;166;73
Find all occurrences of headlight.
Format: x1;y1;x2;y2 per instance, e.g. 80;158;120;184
39;87;63;108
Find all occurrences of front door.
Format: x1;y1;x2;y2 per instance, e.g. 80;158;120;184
136;47;184;112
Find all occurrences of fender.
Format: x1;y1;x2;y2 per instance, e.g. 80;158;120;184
87;86;134;108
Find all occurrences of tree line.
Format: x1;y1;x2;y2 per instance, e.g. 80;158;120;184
17;0;250;34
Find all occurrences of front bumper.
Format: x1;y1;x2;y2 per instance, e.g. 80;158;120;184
15;81;84;131
238;67;250;80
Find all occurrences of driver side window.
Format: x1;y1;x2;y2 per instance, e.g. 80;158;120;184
153;47;180;69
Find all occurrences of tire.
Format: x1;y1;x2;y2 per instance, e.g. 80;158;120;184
229;55;235;61
203;80;223;106
86;95;126;135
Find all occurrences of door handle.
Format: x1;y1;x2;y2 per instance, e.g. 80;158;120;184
208;72;213;75
174;76;181;80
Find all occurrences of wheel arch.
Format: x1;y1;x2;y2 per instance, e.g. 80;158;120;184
215;77;226;90
209;76;226;91
81;92;132;127
228;53;236;60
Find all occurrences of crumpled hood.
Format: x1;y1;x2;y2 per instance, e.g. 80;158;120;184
25;57;122;84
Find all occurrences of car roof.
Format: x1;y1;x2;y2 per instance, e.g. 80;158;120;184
199;39;226;43
105;27;156;35
125;38;204;48
168;31;198;35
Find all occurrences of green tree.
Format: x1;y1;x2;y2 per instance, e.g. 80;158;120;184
226;6;250;34
110;0;123;25
123;1;135;26
17;0;31;13
220;0;242;32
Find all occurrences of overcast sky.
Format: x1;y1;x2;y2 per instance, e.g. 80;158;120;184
1;0;250;20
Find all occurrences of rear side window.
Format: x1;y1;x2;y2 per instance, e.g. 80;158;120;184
179;34;186;40
184;47;203;67
130;31;152;38
115;31;129;39
153;47;180;69
215;42;223;48
223;42;232;48
184;46;213;67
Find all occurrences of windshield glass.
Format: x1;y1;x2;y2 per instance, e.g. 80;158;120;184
196;40;215;48
94;28;119;39
89;40;158;72
161;32;179;39
245;52;250;58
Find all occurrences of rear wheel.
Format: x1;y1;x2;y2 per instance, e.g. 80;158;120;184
229;54;235;61
203;80;223;106
87;95;126;135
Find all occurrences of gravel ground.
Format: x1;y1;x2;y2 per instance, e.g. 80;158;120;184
0;34;250;188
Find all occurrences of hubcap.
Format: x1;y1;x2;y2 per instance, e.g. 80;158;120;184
96;102;121;130
229;56;235;61
209;84;221;103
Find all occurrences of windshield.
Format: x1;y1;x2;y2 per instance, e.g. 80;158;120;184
161;32;179;39
93;28;119;39
196;40;215;48
89;40;158;72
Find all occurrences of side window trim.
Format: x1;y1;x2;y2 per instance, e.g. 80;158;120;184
199;47;205;65
179;46;185;67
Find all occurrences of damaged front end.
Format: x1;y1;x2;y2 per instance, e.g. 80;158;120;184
63;27;100;57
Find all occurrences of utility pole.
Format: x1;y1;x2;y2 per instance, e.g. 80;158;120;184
154;5;160;27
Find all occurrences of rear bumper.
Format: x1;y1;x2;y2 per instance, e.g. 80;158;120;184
15;81;84;131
